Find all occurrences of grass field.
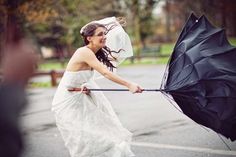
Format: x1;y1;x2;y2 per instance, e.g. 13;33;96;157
229;37;236;46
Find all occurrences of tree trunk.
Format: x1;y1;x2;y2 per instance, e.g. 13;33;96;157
165;0;171;42
134;15;142;61
131;0;142;61
221;1;226;29
232;13;236;37
0;11;7;64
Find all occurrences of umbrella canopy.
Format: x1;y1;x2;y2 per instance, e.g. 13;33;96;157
161;13;236;141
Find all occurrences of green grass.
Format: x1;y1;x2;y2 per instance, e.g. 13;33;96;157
159;37;236;54
29;82;52;88
120;57;170;66
160;43;175;55
38;61;67;71
229;37;236;46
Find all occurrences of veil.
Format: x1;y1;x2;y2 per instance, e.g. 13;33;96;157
80;17;134;79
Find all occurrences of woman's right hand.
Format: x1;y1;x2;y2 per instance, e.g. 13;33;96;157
81;86;90;95
127;82;143;93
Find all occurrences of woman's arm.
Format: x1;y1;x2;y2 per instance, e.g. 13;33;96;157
78;48;142;93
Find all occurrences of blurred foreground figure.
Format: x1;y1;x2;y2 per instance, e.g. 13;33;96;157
0;40;37;157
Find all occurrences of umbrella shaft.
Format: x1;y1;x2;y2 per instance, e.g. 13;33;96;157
89;89;163;92
68;87;166;92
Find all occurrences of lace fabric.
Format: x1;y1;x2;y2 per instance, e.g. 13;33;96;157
52;70;135;157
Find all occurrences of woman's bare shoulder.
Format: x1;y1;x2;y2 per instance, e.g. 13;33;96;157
74;46;94;57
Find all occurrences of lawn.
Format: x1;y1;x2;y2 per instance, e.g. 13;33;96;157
38;61;67;70
160;43;175;55
229;37;236;46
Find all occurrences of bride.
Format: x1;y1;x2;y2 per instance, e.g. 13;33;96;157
52;17;142;157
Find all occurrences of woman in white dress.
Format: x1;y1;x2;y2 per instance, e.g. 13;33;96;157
52;17;142;157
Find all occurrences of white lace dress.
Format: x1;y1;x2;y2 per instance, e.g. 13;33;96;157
52;70;135;157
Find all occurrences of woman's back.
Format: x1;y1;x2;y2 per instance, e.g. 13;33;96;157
66;47;93;72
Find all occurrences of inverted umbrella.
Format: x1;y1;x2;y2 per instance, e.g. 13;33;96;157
161;13;236;141
71;14;236;141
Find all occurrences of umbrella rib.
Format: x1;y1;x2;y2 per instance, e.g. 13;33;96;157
204;95;236;99
167;31;207;73
161;64;171;89
161;92;213;134
168;51;186;74
167;41;236;88
161;13;236;142
161;92;183;113
167;28;234;84
167;65;196;89
167;92;198;101
166;14;201;75
174;13;198;47
217;134;232;150
173;48;236;77
163;92;217;133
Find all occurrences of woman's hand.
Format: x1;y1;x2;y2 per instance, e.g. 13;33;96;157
116;17;126;27
68;86;90;95
81;86;90;95
127;82;143;93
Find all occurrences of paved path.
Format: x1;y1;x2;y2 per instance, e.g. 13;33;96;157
22;65;236;157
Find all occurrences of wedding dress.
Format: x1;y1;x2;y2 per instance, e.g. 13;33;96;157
51;70;135;157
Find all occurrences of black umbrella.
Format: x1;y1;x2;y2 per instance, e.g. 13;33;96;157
71;13;236;142
161;13;236;141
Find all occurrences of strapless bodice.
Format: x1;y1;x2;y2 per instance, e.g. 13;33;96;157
60;70;94;88
52;70;94;106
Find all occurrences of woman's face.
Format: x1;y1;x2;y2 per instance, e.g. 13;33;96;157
89;27;107;48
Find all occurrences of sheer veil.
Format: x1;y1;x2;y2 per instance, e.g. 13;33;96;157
80;17;134;79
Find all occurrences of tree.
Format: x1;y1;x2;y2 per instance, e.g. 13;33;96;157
0;0;27;63
122;0;163;59
168;0;236;37
19;0;65;58
0;0;61;60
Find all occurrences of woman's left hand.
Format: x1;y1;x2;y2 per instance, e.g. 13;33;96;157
82;86;90;95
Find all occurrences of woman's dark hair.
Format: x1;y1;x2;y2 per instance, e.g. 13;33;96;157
80;22;123;71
